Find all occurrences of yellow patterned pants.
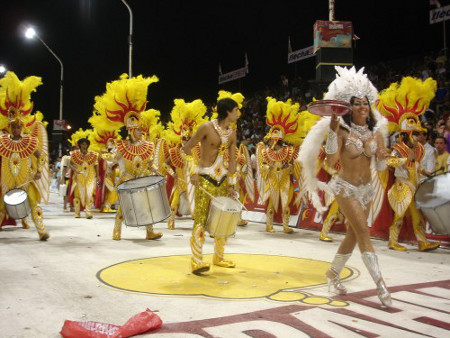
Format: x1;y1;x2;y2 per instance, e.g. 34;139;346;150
389;202;427;243
191;176;230;266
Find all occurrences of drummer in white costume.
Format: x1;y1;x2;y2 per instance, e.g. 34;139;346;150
182;97;241;275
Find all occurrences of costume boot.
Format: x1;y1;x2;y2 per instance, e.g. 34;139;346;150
74;198;81;218
21;218;30;229
113;208;123;240
190;226;209;274
418;241;440;251
85;199;93;219
282;210;293;234
362;252;392;307
32;206;49;241
168;205;177;230
320;207;338;242
326;253;351;295
388;217;406;251
266;208;274;233
213;236;235;268
145;225;163;240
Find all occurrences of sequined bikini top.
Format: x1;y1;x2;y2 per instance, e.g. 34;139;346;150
344;123;378;158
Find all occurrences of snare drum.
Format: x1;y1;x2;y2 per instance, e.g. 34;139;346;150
415;173;450;235
206;196;241;237
117;175;171;227
3;189;31;220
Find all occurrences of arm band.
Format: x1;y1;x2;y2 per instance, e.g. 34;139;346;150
325;129;338;155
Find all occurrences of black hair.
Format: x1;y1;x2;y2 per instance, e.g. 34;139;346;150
216;98;238;121
435;136;447;144
77;138;90;147
342;96;375;131
119;126;128;139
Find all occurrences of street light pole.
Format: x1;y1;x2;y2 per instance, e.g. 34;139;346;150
25;28;64;156
25;28;64;121
120;0;133;77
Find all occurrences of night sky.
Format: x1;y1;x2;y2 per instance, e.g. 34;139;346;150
0;0;445;131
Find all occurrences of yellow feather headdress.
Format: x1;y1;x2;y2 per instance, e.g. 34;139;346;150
88;129;121;153
69;128;93;147
93;73;159;131
164;99;208;145
140;109;164;142
265;97;302;145
0;71;42;130
377;77;436;134
217;90;245;109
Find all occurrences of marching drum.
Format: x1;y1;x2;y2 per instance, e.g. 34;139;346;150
3;189;31;220
206;196;241;238
178;192;190;216
415;173;450;235
117;176;171;227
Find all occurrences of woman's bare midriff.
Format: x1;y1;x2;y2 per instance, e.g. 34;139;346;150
338;152;372;186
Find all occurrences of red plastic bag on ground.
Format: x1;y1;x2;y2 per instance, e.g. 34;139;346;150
60;308;162;338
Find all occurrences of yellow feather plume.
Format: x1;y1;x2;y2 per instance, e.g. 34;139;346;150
141;109;164;142
0;71;42;128
217;90;245;109
88;128;121;153
265;97;302;145
93;73;159;130
377;77;437;134
298;110;321;142
164;98;208;145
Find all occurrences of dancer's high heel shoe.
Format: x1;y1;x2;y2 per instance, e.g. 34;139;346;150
362;252;392;307
326;253;351;295
326;268;347;295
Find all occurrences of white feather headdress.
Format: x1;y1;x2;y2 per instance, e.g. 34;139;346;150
325;66;378;105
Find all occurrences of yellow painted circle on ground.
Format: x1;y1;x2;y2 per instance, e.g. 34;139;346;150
98;254;353;300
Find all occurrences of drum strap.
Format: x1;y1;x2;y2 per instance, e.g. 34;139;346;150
200;174;226;187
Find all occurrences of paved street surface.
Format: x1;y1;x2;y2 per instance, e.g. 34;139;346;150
1;191;449;337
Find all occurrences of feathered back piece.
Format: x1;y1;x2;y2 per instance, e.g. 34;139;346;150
325;66;378;104
265;97;302;145
164;99;208;145
93;73;159;130
0;71;42;130
69;128;93;147
140;109;164;142
89;129;120;153
377;77;436;134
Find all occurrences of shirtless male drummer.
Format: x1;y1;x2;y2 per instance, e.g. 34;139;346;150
182;97;240;275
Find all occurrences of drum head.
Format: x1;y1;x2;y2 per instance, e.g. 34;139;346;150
4;189;28;206
415;173;450;208
117;175;164;191
307;99;351;116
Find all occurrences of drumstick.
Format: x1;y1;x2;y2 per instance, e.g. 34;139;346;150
16;180;33;189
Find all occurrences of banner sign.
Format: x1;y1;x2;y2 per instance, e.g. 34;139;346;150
313;20;353;53
288;46;314;64
430;4;450;24
218;66;247;84
53;119;67;131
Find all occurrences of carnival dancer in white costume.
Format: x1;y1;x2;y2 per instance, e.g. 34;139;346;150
298;67;392;307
